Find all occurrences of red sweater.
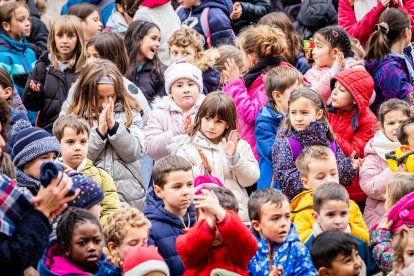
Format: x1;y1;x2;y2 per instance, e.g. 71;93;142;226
176;211;257;276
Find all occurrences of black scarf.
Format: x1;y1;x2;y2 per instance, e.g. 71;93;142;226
243;56;284;88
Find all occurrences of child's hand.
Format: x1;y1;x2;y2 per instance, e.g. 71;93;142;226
270;265;284;276
223;58;240;85
106;255;124;269
106;97;115;129
230;2;242;20
377;214;393;230
350;151;364;170
198;148;213;174
182;113;192;133
29;80;41;92
333;52;345;69
197;207;216;227
398;164;408;172
194;189;226;222
98;104;109;135
381;0;391;7
222;130;239;157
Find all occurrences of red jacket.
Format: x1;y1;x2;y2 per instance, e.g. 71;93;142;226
338;0;414;46
176;211;257;276
328;68;378;202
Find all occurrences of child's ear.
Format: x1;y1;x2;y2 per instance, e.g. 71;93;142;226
251;220;261;233
196;51;203;61
2;22;10;33
3;87;12;99
107;242;119;258
154;185;164;199
115;3;124;12
316;109;324;120
318;267;331;276
272;90;282;103
302;177;310;190
312;211;319;222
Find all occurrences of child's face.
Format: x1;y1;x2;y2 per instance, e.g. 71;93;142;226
302;154;339;192
110;225;149;260
313;35;335;68
81;10;102;41
88;204;102;220
169;78;200;112
139;27;161;63
3;6;31;41
86;45;100;63
289;97;323;131
23;152;57;180
55;32;78;61
331;82;355;112
321;249;362;276
154;170;194;217
382;109;409;142
0;85;12;101
97;84;116;111
68;221;103;273
314;200;349;232
272;80;302;114
252;200;291;243
60;127;88;169
201;115;228;144
169;45;198;64
404;237;414;269
404;123;414;149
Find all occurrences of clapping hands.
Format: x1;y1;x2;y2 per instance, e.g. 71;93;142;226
98;97;115;136
194;189;226;227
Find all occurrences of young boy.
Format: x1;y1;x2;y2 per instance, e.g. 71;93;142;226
255;66;303;189
52;115;121;224
290;146;369;244
305;182;380;275
176;185;257;275
168;27;219;94
144;155;196;276
310;230;363;276
248;188;316;276
103;208;152;262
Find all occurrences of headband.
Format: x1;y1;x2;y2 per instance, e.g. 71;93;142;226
97;75;114;84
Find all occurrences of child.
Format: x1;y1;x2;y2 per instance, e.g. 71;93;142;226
366;8;414;115
67;3;103;41
37;207;119;275
22;15;86;133
123;245;170;275
310;230;363;276
52;115;121;224
248;188;316;275
214;45;244;86
11;121;61;196
168;27;220;94
105;0;133;38
103;208;151;261
223;24;288;160
271;87;357;201
124;20;165;105
255;66;303;189
172;92;259;223
290;146;369;244
391;228;414;275
258;12;310;75
145;62;205;161
176;185;257;275
386;117;414;173
176;0;235;48
328;68;377;204
304;25;367;104
360;99;410;228
61;0;115;27
66;59;146;210
304;182;380;275
144;155;196;275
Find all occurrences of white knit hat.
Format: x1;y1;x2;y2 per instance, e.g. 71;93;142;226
164;61;203;95
123;245;170;276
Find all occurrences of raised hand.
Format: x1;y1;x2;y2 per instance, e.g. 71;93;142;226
350;151;364;170
29;80;41;92
106;97;116;130
377;214;393;230
198;148;213;174
270;266;284;276
230;2;242;20
334;52;345;69
222;130;239;157
381;0;391;7
182;113;192;133
98;103;109;135
222;58;241;85
194;189;226;222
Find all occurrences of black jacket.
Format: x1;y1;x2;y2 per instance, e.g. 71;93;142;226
231;0;272;33
22;52;78;133
26;0;48;58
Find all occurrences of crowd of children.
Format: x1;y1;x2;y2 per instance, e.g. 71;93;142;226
3;0;414;275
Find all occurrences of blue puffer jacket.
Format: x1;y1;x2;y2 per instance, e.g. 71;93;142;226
248;224;316;276
61;0;115;26
254;103;284;190
144;188;196;276
177;0;235;48
294;52;310;75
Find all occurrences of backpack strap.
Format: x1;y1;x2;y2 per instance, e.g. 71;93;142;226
200;7;212;48
287;137;302;161
97;0;113;12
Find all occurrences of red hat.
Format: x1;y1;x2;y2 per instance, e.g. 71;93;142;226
123;245;169;276
194;175;224;195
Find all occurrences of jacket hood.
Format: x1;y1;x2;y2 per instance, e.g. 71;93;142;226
290;190;313;215
151;94;205;113
365;55;408;77
144;187;196;228
256;103;285;127
296;0;337;28
193;0;233;15
0;34;30;52
252;223;300;253
366;130;401;160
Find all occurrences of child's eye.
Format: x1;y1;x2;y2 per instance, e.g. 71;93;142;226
81;140;88;144
341;211;348;217
94;238;102;245
78;241;86;246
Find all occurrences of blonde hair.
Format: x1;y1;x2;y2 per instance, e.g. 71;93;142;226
385;173;414;211
48;15;86;72
214;45;244;73
393;227;414;272
236;25;287;58
66;59;140;127
168;27;205;54
103;208;151;246
295;146;335;178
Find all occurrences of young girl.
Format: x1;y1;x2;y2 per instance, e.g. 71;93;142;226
105;0;134;38
360;99;410;228
392;228;414;275
22;15;86;133
370;173;414;273
67;3;103;41
304;25;367;105
271;87;358;201
124;20;165;105
145;62;205;161
0;2;36;96
66;59;146;210
38;208;118;275
222;24;288;161
214;45;245;86
171;92;259;223
365;8;413;115
258;12;310;75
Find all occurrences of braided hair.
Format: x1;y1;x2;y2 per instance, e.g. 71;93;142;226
315;26;354;58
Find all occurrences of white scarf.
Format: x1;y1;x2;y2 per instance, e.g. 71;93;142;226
371;130;401;160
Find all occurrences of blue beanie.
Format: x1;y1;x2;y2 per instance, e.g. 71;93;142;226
68;172;104;209
11;120;61;169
